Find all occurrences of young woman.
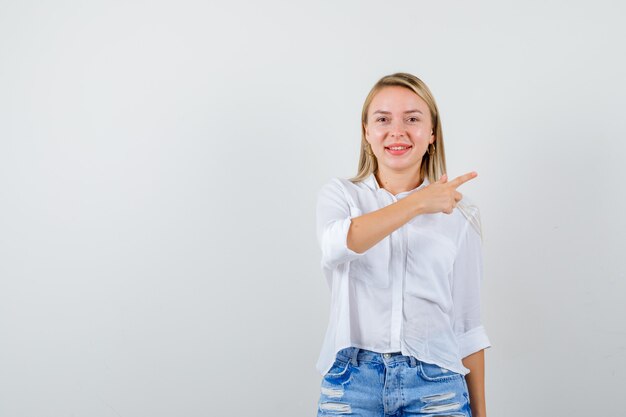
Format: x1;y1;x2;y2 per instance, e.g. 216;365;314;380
315;72;492;417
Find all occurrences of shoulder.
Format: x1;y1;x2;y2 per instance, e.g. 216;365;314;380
317;177;370;212
317;177;344;196
455;194;483;241
316;177;351;207
456;194;480;217
317;176;364;196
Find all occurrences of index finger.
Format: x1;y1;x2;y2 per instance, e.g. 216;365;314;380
448;171;478;188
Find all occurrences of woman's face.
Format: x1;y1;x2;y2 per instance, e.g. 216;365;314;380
364;86;435;174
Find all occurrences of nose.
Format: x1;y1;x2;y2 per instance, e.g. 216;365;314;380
389;119;406;137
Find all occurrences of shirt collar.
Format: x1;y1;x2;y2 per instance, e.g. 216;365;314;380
364;172;430;195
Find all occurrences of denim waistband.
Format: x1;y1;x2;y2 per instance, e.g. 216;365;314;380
335;346;420;368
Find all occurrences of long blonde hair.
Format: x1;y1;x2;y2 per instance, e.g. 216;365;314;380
349;72;483;240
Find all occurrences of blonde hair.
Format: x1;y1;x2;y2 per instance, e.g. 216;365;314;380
349;72;483;240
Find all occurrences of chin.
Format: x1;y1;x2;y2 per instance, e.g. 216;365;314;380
382;161;417;171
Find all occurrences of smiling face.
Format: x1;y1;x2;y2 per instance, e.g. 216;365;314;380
364;85;435;174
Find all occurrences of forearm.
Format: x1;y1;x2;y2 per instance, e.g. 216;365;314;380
462;349;487;417
347;193;425;254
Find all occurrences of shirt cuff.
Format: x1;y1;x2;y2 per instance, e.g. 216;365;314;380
320;216;365;269
458;325;491;359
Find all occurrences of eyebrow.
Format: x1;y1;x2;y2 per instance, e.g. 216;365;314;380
372;109;423;115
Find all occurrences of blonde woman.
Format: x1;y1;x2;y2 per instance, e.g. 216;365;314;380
315;72;491;417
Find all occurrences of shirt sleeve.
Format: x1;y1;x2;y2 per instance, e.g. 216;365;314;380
451;208;492;359
316;179;366;270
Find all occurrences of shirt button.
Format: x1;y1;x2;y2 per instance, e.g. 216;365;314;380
383;353;391;359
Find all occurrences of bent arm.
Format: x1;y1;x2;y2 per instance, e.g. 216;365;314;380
347;191;425;253
316;179;426;269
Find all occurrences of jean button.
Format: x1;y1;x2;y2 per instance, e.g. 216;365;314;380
383;353;391;358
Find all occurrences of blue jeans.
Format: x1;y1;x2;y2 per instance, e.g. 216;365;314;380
317;347;472;417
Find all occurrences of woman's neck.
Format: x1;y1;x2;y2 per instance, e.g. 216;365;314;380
375;167;423;195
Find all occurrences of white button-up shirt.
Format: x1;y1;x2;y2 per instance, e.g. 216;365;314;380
315;172;492;376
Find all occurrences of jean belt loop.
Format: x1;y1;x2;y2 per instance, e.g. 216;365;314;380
350;348;359;366
409;356;417;368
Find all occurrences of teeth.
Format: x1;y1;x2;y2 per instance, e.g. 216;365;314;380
389;146;409;150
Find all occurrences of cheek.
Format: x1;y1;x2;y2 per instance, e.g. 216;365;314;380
413;131;434;146
410;125;430;136
369;129;386;142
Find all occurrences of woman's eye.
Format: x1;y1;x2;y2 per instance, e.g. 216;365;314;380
377;117;387;122
408;117;419;122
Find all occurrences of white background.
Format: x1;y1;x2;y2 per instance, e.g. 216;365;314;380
1;1;625;416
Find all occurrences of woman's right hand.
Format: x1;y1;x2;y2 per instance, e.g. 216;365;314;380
343;171;478;254
413;172;478;215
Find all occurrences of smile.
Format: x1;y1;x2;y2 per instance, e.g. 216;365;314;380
384;145;412;155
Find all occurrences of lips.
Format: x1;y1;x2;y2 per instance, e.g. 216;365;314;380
384;143;413;150
384;144;412;156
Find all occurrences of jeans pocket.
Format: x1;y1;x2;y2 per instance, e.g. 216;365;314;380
417;361;463;382
324;357;351;380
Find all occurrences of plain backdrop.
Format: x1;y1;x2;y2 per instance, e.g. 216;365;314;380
1;0;625;416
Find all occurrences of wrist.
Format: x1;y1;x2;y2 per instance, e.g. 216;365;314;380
407;192;426;217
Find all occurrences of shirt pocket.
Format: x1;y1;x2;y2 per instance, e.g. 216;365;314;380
404;225;457;310
347;206;391;289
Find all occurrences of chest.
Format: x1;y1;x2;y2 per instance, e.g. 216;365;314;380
347;190;464;291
